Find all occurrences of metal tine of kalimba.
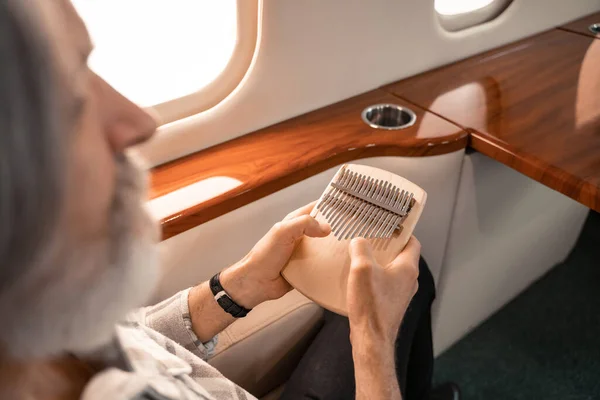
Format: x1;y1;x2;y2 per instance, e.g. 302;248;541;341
352;179;383;238
399;192;415;227
349;181;384;238
323;174;350;220
346;177;385;239
366;184;397;238
356;181;393;238
402;193;414;213
316;168;347;212
318;188;337;216
368;182;398;238
315;187;333;212
380;189;406;239
338;174;377;240
352;179;387;239
318;169;348;215
323;171;352;219
374;188;402;238
385;192;414;239
381;190;409;239
331;172;365;228
331;173;369;239
323;169;353;214
338;175;376;239
325;169;356;217
324;194;346;228
337;170;353;190
339;174;374;240
331;172;370;237
384;191;413;239
360;181;388;238
376;188;404;238
356;181;392;238
317;187;334;213
330;172;364;232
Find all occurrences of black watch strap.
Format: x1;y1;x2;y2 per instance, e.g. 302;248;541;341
209;272;252;318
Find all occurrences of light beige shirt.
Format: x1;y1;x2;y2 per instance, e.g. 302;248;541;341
82;288;256;400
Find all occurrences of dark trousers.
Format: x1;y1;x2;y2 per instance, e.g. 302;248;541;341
281;257;436;400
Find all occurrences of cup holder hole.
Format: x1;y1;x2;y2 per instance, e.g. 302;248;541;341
589;23;600;35
361;104;417;130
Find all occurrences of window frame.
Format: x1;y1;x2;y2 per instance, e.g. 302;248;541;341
141;0;259;125
436;0;513;32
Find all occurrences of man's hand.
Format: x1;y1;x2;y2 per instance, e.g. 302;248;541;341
346;236;421;400
347;236;421;344
220;201;331;309
189;202;330;342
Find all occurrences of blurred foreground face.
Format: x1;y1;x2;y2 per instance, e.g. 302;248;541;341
0;0;160;358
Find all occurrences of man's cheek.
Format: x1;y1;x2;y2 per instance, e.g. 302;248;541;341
67;131;116;238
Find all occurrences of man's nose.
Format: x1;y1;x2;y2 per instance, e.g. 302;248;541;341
110;107;157;153
99;75;157;153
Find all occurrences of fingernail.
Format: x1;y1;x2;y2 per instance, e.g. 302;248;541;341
320;222;331;233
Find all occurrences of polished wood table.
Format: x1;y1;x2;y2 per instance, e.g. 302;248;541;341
560;11;600;39
151;90;467;239
385;29;600;213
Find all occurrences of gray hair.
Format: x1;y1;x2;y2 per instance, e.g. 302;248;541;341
0;1;160;359
0;1;65;287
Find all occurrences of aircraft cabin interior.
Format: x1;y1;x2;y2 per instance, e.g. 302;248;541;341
3;0;600;399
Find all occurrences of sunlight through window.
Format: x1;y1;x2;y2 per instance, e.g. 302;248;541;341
435;0;495;16
72;0;237;107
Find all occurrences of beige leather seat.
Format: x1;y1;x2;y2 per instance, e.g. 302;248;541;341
208;290;324;399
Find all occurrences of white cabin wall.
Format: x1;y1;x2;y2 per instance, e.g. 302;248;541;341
139;0;600;167
432;153;589;355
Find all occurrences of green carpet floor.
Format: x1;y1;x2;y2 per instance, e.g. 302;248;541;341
434;210;600;400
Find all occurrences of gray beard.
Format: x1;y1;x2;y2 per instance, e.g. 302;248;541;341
0;155;160;359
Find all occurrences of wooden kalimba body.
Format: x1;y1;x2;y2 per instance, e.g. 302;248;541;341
282;164;427;315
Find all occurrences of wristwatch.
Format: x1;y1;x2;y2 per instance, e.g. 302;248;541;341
209;272;252;318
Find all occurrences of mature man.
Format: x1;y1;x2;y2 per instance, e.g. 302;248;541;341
0;1;457;399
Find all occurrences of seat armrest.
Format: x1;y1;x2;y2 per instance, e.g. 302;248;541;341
209;290;324;398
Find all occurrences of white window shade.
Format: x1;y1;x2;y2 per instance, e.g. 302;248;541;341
73;0;257;123
435;0;495;16
435;0;512;31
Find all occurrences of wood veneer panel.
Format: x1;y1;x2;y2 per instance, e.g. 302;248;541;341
384;30;600;213
560;12;600;38
151;89;466;239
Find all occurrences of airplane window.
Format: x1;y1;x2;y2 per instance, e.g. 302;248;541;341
435;0;495;16
72;0;237;108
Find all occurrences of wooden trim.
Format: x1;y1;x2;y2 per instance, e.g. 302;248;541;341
469;132;598;210
384;29;600;213
151;89;467;239
152;25;600;240
559;11;600;39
